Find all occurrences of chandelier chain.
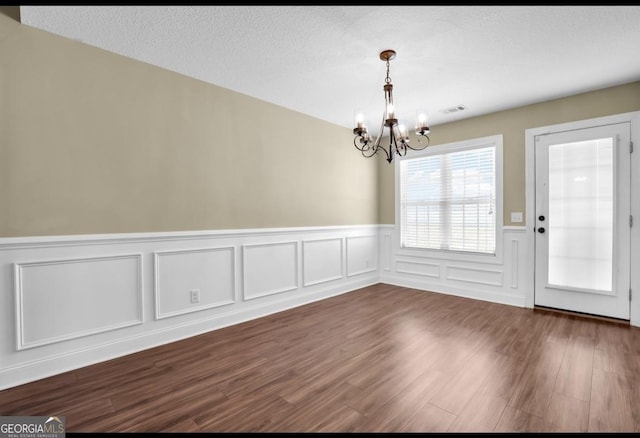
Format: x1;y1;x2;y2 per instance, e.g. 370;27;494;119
385;59;391;84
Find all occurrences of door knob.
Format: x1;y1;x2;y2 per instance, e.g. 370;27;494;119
538;215;545;221
537;227;545;233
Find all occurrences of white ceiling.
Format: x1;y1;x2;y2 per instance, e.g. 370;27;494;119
19;5;640;132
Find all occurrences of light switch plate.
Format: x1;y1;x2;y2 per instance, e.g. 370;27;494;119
511;212;523;223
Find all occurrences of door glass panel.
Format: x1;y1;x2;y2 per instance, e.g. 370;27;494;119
547;138;613;292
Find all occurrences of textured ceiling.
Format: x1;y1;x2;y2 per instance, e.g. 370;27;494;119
19;5;640;132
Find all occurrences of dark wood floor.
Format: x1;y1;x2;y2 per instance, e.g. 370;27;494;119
1;283;639;432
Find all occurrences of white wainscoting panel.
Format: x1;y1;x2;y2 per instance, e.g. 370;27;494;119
242;241;298;300
15;254;143;350
0;225;379;391
511;239;519;289
445;265;503;287
396;259;441;278
380;225;528;308
346;235;378;277
381;232;391;271
154;247;235;319
302;238;343;287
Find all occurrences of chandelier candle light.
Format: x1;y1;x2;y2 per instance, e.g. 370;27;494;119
353;49;430;163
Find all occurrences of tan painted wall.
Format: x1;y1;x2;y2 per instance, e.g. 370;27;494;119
378;81;640;225
0;16;378;237
3;13;638;237
0;6;20;22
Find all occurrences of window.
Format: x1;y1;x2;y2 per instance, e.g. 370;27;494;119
398;135;502;255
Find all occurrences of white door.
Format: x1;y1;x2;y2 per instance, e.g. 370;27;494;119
534;122;631;320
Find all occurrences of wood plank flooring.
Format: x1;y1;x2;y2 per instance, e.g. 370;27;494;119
1;283;639;432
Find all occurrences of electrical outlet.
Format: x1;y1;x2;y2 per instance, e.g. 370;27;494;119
190;289;200;304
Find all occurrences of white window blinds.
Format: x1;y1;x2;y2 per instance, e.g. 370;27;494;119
400;145;496;254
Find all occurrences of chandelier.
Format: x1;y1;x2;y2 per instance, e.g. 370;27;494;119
353;49;430;163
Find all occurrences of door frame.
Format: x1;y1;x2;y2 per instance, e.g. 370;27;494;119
525;111;640;326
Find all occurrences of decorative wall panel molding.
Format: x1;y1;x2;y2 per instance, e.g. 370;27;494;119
445;265;504;287
510;239;519;289
2;222;636;391
154;247;235;319
396;259;441;278
346;235;378;277
302;238;343;287
242;241;299;300
0;225;379;391
379;226;528;308
14;254;143;350
381;233;391;272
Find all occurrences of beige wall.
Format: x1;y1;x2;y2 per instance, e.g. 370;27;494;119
0;6;19;22
3;14;639;238
378;81;640;225
0;15;378;237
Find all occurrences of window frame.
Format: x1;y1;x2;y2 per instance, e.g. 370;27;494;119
394;134;504;264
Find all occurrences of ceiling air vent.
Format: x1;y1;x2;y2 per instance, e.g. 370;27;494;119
440;104;467;114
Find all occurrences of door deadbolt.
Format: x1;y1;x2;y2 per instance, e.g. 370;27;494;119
538;215;545;221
